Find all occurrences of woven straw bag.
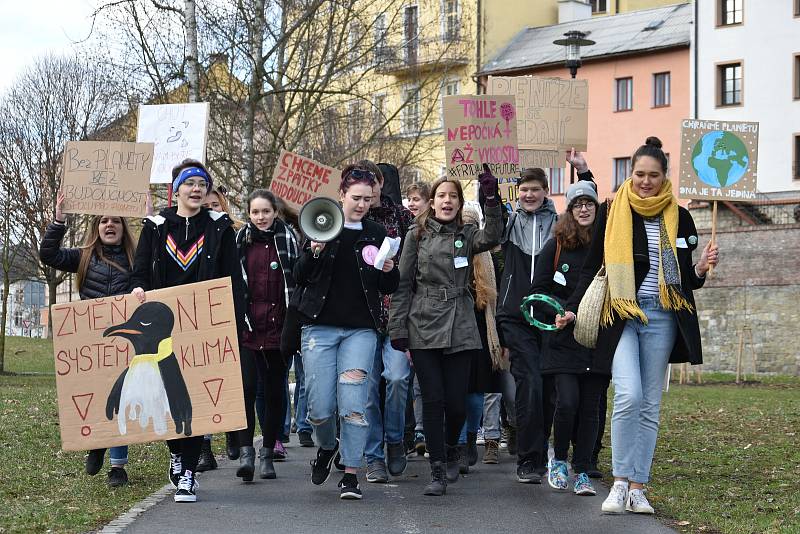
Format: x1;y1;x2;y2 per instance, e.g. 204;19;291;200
574;265;607;349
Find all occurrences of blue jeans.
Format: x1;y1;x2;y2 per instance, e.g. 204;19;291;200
109;446;128;466
610;296;677;484
458;393;485;444
283;371;291;439
293;353;311;433
364;335;411;463
481;393;503;440
301;325;377;468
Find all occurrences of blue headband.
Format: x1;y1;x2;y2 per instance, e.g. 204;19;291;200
173;167;212;193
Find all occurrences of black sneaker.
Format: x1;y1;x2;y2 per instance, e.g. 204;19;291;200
298;430;315;447
310;441;339;485
338;473;363;500
516;461;541;484
85;448;105;476
174;470;198;503
107;467;128;488
169;453;182;488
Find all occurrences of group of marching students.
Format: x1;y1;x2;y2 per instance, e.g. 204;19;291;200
41;135;719;513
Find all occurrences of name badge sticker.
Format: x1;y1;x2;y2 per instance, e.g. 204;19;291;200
553;271;567;286
454;256;469;269
676;238;688;249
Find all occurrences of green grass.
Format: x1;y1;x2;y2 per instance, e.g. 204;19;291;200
602;374;800;534
1;336;798;533
0;337;227;534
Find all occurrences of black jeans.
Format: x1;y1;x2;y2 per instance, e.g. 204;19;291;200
501;321;546;469
553;373;607;474
410;348;472;464
238;347;288;448
167;436;203;475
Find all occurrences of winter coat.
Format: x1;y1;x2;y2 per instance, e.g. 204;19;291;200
496;171;595;330
366;196;414;332
131;206;246;330
236;220;299;350
565;205;707;373
39;222;132;300
293;219;399;330
529;238;606;376
388;203;503;354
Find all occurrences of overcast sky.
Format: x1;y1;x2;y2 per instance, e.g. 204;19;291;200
0;0;97;92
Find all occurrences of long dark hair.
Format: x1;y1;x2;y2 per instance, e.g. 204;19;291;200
76;216;137;290
553;198;596;250
415;178;464;240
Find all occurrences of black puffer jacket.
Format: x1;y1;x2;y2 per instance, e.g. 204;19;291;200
39;222;132;300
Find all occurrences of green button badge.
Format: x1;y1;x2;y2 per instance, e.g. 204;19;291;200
561;264;569;272
688;235;698;245
270;261;279;270
455;240;463;248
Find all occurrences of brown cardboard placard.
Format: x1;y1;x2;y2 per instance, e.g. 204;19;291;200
61;141;153;217
443;94;520;187
678;119;759;202
488;76;588;154
52;278;246;451
269;149;342;212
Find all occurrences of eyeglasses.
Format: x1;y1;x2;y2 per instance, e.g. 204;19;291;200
571;201;596;211
183;179;208;190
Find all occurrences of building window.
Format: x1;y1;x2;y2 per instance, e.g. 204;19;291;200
443;0;459;42
796;0;800;16
404;5;419;64
794;134;800;180
718;0;743;26
440;79;459;127
653;72;671;107
347;101;364;145
348;23;362;64
613;157;631;191
548;168;565;195
374;14;389;64
591;0;607;13
794;54;800;100
373;94;386;130
718;62;743;106
615;77;633;111
402;86;420;134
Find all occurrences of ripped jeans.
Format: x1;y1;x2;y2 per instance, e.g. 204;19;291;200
301;325;377;468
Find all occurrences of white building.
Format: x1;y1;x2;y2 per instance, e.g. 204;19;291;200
693;0;800;194
2;280;47;338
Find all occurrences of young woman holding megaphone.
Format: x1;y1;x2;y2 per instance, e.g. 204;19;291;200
292;165;399;500
388;165;503;496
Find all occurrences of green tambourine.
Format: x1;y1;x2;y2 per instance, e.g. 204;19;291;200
520;294;565;331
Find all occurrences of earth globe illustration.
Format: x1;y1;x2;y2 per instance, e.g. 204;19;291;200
691;131;749;188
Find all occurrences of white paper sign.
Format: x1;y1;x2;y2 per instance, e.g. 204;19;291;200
136;103;210;184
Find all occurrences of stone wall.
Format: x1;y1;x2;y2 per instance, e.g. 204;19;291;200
690;210;800;375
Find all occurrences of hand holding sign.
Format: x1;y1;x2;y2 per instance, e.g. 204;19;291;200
478;163;499;203
55;192;66;223
695;241;720;277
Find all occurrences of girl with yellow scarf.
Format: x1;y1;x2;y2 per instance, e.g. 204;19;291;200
556;137;719;515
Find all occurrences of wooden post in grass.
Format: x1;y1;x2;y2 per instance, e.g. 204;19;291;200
708;201;717;278
736;325;757;383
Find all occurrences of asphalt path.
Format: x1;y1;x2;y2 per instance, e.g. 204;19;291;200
123;437;676;534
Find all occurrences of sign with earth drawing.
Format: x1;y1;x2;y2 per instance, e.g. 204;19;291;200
678;119;759;202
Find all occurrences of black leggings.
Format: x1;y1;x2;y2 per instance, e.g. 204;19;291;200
552;373;607;474
410;349;472;463
238;347;288;448
167;436;203;475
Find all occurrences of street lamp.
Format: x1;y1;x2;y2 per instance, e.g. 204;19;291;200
553;30;595;183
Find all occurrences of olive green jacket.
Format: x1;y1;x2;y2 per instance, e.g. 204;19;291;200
388;203;503;354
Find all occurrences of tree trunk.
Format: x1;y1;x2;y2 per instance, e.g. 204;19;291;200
46;279;58;339
185;0;200;103
0;274;10;373
243;0;266;190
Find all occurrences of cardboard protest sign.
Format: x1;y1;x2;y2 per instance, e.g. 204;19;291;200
61;141;153;217
488;76;588;155
444;94;520;181
679;119;759;201
52;278;246;451
269;149;342;212
137;103;210;184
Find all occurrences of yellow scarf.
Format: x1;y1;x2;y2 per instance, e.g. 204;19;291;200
129;338;174;369
602;178;692;326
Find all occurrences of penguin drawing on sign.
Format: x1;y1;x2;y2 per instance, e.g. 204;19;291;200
103;302;192;436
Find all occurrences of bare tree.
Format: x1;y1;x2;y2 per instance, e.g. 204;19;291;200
0;55;126;335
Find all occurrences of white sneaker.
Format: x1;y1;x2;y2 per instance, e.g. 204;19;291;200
626;488;655;514
601;481;628;514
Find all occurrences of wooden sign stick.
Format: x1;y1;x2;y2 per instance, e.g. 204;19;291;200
708;201;718;277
